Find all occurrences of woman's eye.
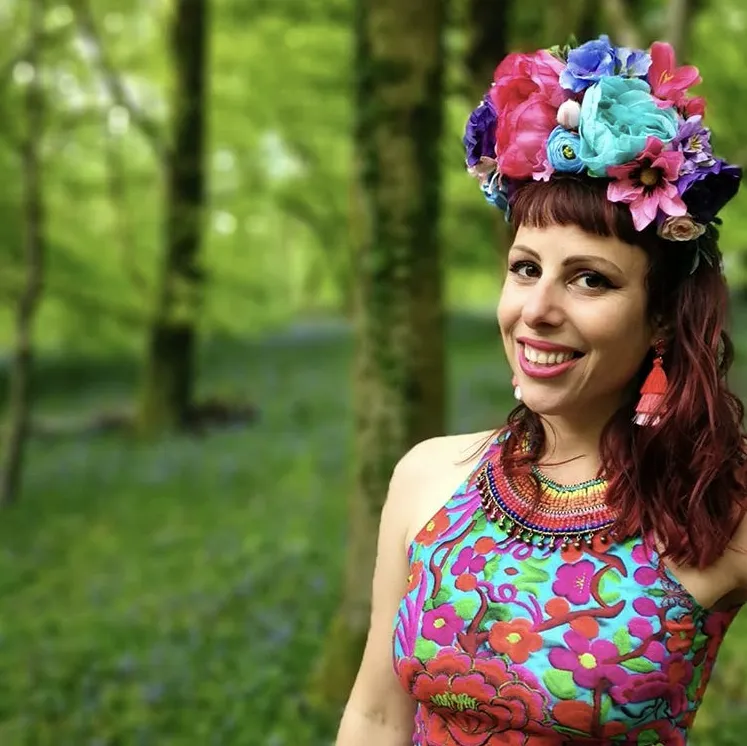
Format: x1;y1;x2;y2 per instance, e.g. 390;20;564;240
574;271;612;290
509;261;540;279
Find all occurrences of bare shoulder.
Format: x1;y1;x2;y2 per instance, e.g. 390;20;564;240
388;430;499;550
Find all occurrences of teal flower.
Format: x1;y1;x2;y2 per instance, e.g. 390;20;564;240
546;126;584;173
578;77;678;177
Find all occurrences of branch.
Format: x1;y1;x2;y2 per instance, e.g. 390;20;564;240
69;0;167;161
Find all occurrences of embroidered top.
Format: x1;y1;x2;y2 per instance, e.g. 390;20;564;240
392;433;741;745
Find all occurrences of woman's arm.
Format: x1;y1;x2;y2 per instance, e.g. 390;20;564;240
335;446;425;745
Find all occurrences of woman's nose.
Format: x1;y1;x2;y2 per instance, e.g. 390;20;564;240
521;280;564;328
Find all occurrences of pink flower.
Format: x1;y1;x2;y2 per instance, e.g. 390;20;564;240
548;630;628;690
551;560;595;605
607;136;686;230
489;51;569;180
648;41;701;110
422;604;465;646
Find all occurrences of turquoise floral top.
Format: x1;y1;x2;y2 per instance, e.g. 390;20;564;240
392;433;741;745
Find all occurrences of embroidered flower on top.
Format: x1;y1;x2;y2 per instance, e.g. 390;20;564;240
464;35;742;244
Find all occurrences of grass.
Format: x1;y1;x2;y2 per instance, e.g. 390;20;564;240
0;312;746;745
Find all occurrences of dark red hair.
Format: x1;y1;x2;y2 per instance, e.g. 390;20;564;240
500;175;747;569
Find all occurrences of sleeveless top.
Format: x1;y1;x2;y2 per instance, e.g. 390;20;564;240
392;433;741;745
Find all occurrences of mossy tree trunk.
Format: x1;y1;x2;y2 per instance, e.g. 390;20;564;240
137;0;208;435
0;0;45;507
310;0;447;714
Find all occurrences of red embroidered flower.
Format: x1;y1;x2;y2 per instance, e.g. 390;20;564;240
415;511;450;546
488;618;543;663
629;718;687;746
665;614;696;653
552;700;628;740
406;560;424;592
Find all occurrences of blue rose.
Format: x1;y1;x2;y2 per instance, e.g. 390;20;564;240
560;35;616;93
546;126;585;173
577;77;678;177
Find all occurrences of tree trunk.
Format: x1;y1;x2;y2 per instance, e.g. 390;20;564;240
137;0;208;435
464;0;510;103
0;0;45;507
310;0;447;714
665;0;693;60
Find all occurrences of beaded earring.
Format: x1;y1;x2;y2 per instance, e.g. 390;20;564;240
512;375;522;402
633;339;668;427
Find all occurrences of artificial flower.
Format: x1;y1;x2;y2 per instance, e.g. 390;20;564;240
607;136;686;231
496;92;560;179
671;115;713;174
657;215;706;242
560;35;616;92
556;99;581;130
681;162;743;224
615;46;652;78
648;41;701;109
578;77;679;176
491;50;567;112
546;126;585;173
464;93;497;168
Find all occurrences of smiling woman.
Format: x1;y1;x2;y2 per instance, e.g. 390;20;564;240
336;35;747;746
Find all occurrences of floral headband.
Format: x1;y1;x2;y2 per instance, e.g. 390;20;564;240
464;35;742;249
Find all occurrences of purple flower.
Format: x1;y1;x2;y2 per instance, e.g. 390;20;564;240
551;559;595;605
615;47;652;78
560;35;616;92
463;94;497;167
672;115;713;174
422;604;464;646
680;160;742;223
549;630;628;690
451;546;486;575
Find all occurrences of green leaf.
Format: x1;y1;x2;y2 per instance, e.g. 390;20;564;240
620;656;657;673
432;587;453;607
414;638;438;661
597;569;622;604
600;693;612;720
514;557;551;596
483;555;501;581
542;669;578;700
481;604;511;625
613;627;633;656
454;597;478;620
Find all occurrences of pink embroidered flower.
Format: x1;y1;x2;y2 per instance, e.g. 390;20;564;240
452;546;487;576
422;604;465;646
648;41;701;110
551;559;595;605
548;630;628;690
489;50;569;180
607;136;686;230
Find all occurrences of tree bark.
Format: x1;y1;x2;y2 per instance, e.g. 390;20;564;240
464;0;510;102
310;0;447;713
0;0;45;506
137;0;208;435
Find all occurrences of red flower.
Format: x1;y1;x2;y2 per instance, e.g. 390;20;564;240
629;719;687;746
406;560;424;592
415;511;450;546
402;650;552;746
665;614;696;653
489;50;569;180
552;700;628;739
649;41;701;110
488;618;543;663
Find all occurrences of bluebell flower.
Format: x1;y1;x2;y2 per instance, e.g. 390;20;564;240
546;126;585;173
560;35;616;93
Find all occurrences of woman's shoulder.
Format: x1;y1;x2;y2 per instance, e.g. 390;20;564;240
390;429;501;549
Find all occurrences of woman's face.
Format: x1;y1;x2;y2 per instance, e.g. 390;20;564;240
498;223;656;423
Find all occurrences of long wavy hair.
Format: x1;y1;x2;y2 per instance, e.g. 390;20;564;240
499;175;747;569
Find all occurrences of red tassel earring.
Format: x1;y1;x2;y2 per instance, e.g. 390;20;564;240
633;340;668;427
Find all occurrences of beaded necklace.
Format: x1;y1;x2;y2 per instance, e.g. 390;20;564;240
477;456;617;551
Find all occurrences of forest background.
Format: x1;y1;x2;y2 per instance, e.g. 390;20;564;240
1;0;747;743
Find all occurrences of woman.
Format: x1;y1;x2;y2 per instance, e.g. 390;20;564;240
335;36;747;745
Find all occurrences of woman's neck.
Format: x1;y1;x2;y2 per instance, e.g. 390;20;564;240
536;414;606;481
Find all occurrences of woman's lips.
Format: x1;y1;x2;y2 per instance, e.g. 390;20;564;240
517;342;583;379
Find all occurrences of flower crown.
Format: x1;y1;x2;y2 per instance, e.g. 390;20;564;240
464;35;742;246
